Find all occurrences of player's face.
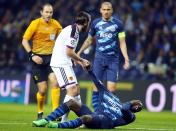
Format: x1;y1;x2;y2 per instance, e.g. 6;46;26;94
130;100;143;113
41;5;53;22
100;4;113;21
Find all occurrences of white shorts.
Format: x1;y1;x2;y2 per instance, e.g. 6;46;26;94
51;66;78;90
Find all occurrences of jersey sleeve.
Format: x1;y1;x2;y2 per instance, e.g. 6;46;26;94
88;21;96;37
66;25;78;49
23;20;37;40
66;37;77;49
117;21;126;39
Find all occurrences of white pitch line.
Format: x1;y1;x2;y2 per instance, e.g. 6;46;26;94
118;127;176;131
0;122;29;125
0;123;175;131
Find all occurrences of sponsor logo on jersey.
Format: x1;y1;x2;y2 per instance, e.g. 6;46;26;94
99;32;113;38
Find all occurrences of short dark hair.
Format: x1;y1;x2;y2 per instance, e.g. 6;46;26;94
75;11;91;25
41;3;53;11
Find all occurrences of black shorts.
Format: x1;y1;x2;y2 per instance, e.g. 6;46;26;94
31;54;53;84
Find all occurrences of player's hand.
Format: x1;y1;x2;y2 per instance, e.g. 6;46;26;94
72;59;77;67
123;60;130;70
32;55;43;64
77;51;81;57
78;59;90;70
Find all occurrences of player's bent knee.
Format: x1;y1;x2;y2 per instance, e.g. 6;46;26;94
80;115;92;123
66;99;81;111
38;91;46;96
66;85;79;96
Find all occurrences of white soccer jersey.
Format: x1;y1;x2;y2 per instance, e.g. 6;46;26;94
50;24;79;67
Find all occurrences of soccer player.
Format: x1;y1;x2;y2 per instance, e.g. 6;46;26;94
50;11;91;122
32;68;143;129
22;3;62;119
77;2;130;93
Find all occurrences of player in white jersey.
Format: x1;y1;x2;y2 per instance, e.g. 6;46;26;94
50;11;91;122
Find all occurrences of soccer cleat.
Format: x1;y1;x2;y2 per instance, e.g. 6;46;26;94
37;112;43;120
32;118;48;127
47;121;58;128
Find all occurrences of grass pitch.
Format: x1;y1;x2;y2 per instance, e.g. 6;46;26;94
0;103;176;131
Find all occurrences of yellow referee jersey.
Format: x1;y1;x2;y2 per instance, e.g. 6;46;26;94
23;18;62;55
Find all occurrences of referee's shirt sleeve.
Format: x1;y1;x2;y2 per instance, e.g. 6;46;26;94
23;21;37;40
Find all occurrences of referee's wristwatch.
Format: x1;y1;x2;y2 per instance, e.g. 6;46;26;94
28;51;35;61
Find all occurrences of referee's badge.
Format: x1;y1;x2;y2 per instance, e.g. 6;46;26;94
50;34;55;40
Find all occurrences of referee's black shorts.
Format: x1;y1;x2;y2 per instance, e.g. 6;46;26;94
31;54;53;84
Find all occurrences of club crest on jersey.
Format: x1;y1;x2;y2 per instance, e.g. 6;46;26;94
71;39;76;46
68;76;73;81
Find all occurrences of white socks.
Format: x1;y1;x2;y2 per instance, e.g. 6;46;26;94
61;95;81;122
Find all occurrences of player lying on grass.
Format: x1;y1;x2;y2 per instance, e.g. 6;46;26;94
32;69;143;129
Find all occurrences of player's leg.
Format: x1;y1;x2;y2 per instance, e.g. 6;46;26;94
62;66;82;122
48;72;60;111
46;101;93;128
36;81;47;119
51;66;82;122
106;60;119;93
46;99;93;128
46;99;91;121
45;55;61;111
32;101;70;127
32;99;91;127
62;84;81;122
32;63;48;120
47;118;84;128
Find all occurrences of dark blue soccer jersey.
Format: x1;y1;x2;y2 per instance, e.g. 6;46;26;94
89;16;124;59
88;70;135;128
88;70;123;120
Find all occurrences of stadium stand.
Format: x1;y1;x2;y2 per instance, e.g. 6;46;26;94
0;0;175;80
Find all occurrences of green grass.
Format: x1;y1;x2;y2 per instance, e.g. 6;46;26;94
0;103;176;131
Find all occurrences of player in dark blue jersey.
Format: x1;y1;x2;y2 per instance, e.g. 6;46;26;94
78;1;130;93
32;68;143;129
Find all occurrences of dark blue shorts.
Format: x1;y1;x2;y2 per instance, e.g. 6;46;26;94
93;58;119;82
76;104;114;129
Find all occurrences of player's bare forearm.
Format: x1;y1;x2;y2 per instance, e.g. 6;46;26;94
119;38;129;62
66;47;83;62
77;35;93;55
22;39;32;53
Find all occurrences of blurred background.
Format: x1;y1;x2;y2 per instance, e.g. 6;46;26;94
0;0;175;112
0;0;176;80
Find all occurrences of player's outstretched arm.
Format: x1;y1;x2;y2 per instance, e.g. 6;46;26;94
119;36;130;70
77;35;93;56
87;70;106;91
